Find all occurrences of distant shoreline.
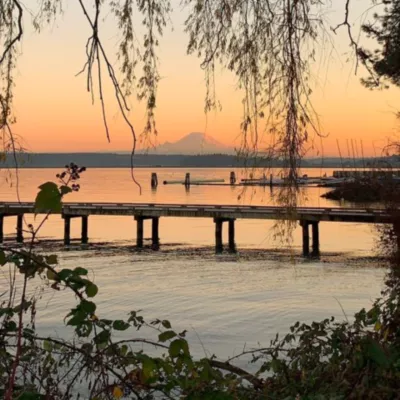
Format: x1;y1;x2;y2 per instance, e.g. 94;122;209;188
2;166;399;170
1;152;399;169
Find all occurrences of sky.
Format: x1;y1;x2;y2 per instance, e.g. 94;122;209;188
11;0;400;156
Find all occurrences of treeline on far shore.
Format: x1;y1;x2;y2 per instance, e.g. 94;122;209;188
1;152;400;169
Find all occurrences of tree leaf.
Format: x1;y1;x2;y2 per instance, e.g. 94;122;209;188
67;312;86;326
169;338;189;358
113;386;123;399
34;182;62;213
43;340;53;352
58;268;73;280
0;250;6;266
81;343;93;354
46;269;57;281
81;300;96;314
113;320;130;331
60;185;72;195
120;345;128;356
374;321;382;331
85;282;98;298
367;338;389;367
74;267;88;276
94;330;110;345
77;321;93;337
13;300;32;313
142;357;156;381
6;321;17;331
19;392;45;400
161;320;171;329
158;330;177;342
45;255;58;265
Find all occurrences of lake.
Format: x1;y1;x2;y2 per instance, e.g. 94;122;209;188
0;167;387;365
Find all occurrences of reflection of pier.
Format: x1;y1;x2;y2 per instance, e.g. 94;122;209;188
0;202;391;256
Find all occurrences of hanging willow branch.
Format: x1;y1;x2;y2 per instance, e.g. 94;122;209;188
184;0;327;237
0;0;25;176
75;0;171;192
0;0;172;193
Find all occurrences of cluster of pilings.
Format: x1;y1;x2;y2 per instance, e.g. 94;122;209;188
135;216;160;249
214;217;236;253
300;220;320;256
0;215;24;243
153;171;237;188
63;215;89;245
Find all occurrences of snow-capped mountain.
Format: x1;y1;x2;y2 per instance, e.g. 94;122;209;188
145;132;234;155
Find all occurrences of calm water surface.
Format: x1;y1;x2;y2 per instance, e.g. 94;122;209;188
0;168;386;363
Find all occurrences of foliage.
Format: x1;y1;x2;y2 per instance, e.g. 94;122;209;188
360;0;400;88
321;177;400;203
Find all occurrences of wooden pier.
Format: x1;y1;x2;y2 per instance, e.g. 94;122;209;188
0;202;391;256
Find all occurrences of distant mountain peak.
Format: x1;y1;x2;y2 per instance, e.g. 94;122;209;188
185;132;204;138
147;132;233;155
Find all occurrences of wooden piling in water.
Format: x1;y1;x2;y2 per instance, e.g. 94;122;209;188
63;215;71;246
301;221;310;256
81;216;89;244
0;215;3;243
215;218;223;254
311;222;320;256
184;173;190;188
230;171;236;185
136;217;144;248
228;219;236;253
152;217;159;249
16;215;24;243
151;173;158;189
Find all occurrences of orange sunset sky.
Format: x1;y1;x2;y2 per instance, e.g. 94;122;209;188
12;0;400;156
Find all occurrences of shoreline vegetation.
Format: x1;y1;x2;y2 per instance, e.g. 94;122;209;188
321;178;400;203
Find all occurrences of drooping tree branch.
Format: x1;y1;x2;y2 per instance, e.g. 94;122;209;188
0;0;23;65
184;0;322;188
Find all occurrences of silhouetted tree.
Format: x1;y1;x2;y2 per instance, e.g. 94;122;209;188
359;0;400;88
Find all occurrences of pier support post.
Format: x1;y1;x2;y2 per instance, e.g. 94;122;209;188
301;221;310;257
136;217;144;248
311;222;320;256
16;215;23;243
215;218;223;254
152;217;160;250
393;218;400;252
63;215;71;246
81;216;89;244
228;219;236;253
0;215;3;243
